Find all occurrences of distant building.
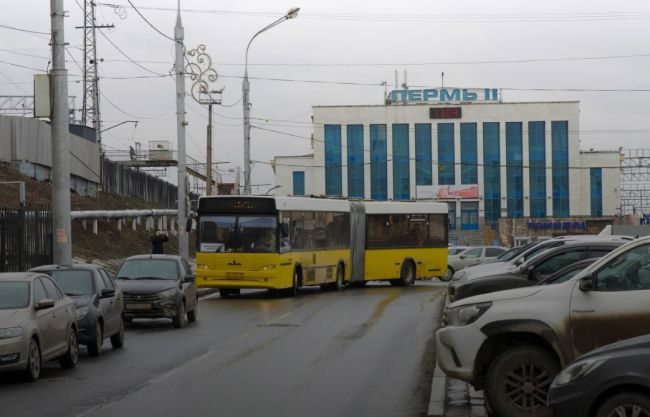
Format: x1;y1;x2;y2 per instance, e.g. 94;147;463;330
273;88;621;243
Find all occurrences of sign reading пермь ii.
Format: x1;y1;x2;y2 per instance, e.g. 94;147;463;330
389;88;499;104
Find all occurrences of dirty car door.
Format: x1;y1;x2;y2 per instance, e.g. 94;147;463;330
569;242;650;358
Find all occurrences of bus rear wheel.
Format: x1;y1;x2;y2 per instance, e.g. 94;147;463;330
331;264;344;291
400;261;416;286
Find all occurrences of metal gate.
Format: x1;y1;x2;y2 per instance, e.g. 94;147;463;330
0;208;52;272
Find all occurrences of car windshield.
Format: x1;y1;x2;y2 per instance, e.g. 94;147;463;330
0;281;30;309
199;215;277;253
117;259;179;280
448;248;467;256
497;246;525;261
48;270;94;296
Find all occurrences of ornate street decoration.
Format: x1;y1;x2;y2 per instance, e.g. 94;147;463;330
185;44;218;103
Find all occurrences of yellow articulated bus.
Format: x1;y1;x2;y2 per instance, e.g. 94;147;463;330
193;196;448;296
349;201;449;286
194;196;351;297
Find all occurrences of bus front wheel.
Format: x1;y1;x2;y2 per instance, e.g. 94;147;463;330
288;269;301;297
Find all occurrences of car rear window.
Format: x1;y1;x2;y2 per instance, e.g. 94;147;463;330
0;281;29;309
485;247;505;257
448;248;467;256
49;270;95;296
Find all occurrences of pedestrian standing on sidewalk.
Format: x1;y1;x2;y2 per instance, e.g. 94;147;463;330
150;229;169;254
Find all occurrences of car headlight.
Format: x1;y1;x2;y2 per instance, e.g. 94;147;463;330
553;358;608;386
452;270;465;281
444;302;492;326
157;289;176;299
0;327;23;339
75;306;90;320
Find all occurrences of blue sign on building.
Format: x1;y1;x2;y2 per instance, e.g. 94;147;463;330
389;88;499;104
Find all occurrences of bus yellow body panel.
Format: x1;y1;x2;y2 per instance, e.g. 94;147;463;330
196;249;350;290
364;247;448;281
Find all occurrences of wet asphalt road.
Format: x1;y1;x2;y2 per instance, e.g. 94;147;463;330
1;281;446;417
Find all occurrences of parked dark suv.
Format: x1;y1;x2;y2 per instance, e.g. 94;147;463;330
448;240;625;302
32;263;125;356
115;255;198;328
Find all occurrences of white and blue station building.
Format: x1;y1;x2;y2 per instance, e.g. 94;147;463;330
273;88;620;234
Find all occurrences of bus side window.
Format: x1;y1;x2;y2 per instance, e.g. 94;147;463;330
428;214;446;246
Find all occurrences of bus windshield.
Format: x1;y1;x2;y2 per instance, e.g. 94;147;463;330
199;215;277;253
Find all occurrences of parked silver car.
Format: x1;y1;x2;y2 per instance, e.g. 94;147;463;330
445;246;507;280
0;272;79;381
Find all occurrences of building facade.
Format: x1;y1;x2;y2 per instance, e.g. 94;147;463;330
273;91;620;234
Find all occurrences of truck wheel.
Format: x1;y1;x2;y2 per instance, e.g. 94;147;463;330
595;392;650;417
486;345;559;417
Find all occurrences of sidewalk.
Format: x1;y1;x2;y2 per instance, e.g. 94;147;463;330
428;364;487;417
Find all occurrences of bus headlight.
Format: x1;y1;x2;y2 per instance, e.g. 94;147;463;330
262;264;276;271
197;264;209;270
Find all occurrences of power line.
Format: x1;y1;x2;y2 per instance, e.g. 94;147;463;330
124;0;174;42
101;91;175;119
97;25;170;76
0;22;50;36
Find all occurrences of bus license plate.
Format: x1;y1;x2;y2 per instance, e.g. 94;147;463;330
225;272;244;279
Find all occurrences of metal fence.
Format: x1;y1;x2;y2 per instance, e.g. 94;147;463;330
0;208;52;272
102;158;178;208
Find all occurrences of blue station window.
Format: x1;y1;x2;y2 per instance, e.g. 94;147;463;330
552;121;569;217
324;124;342;196
448;202;457;230
347;124;364;198
370;124;388;201
292;171;305;196
460;123;478;184
506;122;523;218
483;122;501;227
529;121;546;217
461;201;479;231
415;124;432;186
392;124;410;200
590;168;603;217
438;123;455;185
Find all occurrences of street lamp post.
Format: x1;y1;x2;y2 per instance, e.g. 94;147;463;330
242;7;299;195
186;44;222;196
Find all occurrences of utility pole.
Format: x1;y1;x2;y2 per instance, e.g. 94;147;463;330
50;0;72;265
175;2;188;260
185;44;221;196
76;0;113;147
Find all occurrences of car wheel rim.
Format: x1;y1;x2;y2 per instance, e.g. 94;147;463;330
30;343;40;376
443;269;452;280
70;333;79;364
503;364;552;411
607;405;650;417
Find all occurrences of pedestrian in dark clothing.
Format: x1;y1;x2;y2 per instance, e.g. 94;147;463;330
151;229;169;254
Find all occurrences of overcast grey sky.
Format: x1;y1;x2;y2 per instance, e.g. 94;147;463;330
2;0;649;190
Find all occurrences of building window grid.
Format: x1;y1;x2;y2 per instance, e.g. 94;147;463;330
292;171;305;196
552;121;570;217
528;121;547;217
460;123;478;184
324;124;342;196
392;124;410;200
448;203;456;230
415;124;432;186
461;201;479;230
437;123;455;185
590;168;603;217
506;122;524;218
483;122;501;226
347;124;364;198
370;124;388;201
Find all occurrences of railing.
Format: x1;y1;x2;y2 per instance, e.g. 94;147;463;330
0;208;52;272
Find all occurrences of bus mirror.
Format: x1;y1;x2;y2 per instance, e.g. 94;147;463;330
186;218;193;233
281;223;289;237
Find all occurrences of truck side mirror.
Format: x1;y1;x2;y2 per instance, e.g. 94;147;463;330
579;274;595;291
